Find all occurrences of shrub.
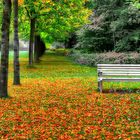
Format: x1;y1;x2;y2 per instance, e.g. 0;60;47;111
53;48;70;56
69;51;140;66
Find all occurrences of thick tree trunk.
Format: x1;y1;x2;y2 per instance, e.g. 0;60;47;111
13;0;20;85
0;0;12;98
65;33;77;48
29;18;36;66
34;35;40;63
34;35;46;63
39;39;46;57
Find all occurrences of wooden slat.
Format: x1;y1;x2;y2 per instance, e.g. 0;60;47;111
98;68;140;70
98;69;140;71
98;67;140;69
101;72;140;74
101;78;140;81
97;64;140;67
102;73;140;76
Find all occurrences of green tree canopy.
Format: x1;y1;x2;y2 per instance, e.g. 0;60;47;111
18;0;91;43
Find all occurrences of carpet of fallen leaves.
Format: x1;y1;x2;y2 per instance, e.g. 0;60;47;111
0;52;140;139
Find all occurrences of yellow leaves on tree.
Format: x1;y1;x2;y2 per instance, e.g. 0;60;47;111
18;0;53;6
18;0;24;6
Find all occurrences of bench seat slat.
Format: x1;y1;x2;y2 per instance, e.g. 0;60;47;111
98;69;140;71
100;78;140;81
98;64;140;67
98;67;140;69
99;72;140;74
102;73;140;76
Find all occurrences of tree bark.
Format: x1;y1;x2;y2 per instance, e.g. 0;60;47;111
0;0;12;98
13;0;20;85
29;18;36;66
34;35;40;63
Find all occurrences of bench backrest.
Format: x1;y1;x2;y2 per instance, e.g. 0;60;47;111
97;64;140;77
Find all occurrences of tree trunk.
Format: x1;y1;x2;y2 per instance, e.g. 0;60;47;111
34;35;40;63
13;0;20;85
0;0;12;98
34;35;46;63
29;18;36;66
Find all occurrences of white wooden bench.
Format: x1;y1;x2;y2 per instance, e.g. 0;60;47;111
97;64;140;93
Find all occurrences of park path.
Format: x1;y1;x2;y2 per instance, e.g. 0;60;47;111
19;51;97;80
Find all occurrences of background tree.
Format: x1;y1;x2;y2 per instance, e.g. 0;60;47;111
75;0;140;53
0;1;2;47
34;35;46;62
0;0;12;98
111;0;140;52
13;0;20;85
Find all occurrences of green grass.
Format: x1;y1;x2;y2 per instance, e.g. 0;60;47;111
0;51;28;59
6;50;140;92
8;51;96;79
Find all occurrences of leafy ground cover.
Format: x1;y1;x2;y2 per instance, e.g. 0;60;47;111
0;51;140;139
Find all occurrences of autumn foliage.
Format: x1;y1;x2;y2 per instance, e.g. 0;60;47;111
0;52;139;139
18;0;24;5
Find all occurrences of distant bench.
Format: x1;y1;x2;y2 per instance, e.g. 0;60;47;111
97;64;140;93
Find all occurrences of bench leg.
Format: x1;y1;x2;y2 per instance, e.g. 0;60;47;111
98;81;103;93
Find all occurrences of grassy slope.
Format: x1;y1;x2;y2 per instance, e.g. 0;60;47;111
0;51;139;139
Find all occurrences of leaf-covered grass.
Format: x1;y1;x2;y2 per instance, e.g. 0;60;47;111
0;51;140;139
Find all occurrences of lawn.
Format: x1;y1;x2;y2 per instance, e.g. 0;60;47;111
0;51;140;139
